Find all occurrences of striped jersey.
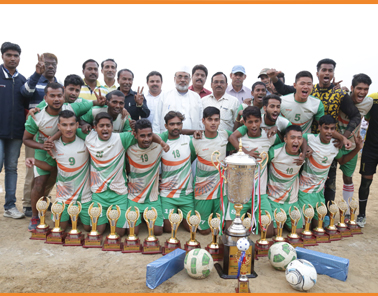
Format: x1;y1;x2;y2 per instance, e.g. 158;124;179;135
191;130;234;200
160;133;196;199
79;80;109;101
267;143;302;204
237;126;281;195
46;136;91;204
299;134;342;194
280;93;324;133
260;114;292;132
236;103;264;119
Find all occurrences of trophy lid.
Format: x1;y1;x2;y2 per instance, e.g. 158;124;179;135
224;139;257;166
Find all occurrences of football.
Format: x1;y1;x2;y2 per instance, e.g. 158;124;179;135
184;249;214;279
268;242;297;271
285;259;317;291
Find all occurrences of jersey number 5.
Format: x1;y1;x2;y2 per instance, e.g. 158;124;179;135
294;114;301;121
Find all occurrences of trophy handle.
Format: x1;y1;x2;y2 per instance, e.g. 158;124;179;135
208;213;213;229
258;151;269;171
186;210;192;226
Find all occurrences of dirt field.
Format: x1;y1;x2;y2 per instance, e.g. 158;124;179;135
0;146;377;293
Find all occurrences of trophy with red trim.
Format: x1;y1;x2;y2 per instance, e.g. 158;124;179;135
46;201;66;244
30;196;51;240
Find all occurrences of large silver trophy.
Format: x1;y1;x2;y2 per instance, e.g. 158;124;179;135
211;139;267;279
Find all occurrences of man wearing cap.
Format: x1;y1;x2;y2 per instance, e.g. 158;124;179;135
226;65;252;104
153;66;203;133
258;68;273;96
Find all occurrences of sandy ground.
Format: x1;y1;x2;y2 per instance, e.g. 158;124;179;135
0;145;377;293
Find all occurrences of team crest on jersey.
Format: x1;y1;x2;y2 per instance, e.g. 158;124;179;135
181;143;188;146
77;150;86;154
285;109;292;111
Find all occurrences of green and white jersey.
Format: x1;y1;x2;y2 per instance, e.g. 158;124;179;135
299;133;342;194
260;114;292;132
191;130;234;200
83;130;137;196
237;126;281;195
46;135;91;204
80;105;131;133
127;140;164;203
35;97;90;109
236;103;264;120
338;96;373;150
267;143;302;204
280;93;324;133
25;101;93;143
160;132;196;199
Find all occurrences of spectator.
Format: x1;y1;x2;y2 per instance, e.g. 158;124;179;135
189;64;212;98
226;65;252;104
145;71;163;125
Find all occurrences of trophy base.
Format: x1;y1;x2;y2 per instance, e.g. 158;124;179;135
30;227;51;240
235;280;250;293
83;234;103;248
215;263;257;280
162;241;181;256
272;237;287;243
142;239;162;254
255;241;273;257
326;228;342;241
184;242;201;253
122;239;142;253
336;225;352;237
348;224;363;235
102;237;122;251
64;233;84;246
313;230;330;243
300;233;318;246
45;231;67;244
286;236;304;248
205;245;224;261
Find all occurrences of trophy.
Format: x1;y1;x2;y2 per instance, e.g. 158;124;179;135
102;205;122;251
300;204;317;246
162;209;183;255
184;210;201;252
286;206;304;247
211;139;265;279
30;196;51;240
256;211;273;257
205;213;223;261
83;202;103;248
347;198;363;235
241;213;252;231
142;207;162;254
336;200;352;237
235;238;251;293
273;208;287;243
325;201;342;241
312;202;330;243
64;201;84;246
122;206;142;253
46;201;66;244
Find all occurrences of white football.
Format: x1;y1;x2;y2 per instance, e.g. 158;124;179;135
268;242;297;271
184;249;214;279
237;238;250;252
285;259;317;291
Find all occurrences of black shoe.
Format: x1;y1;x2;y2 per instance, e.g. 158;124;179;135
23;207;33;217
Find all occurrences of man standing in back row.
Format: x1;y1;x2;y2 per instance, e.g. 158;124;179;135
226;65;252;104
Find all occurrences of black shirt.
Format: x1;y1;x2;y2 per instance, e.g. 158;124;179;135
118;88;150;121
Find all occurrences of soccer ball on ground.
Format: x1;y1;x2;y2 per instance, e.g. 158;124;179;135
184;249;214;279
268;242;297;271
285;259;317;291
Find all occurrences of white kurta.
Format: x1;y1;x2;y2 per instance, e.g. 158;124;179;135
145;90;163;126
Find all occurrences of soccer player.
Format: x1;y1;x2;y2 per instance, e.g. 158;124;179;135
191;107;235;235
25;110;92;231
260;94;292;135
235;82;267;118
299;115;363;227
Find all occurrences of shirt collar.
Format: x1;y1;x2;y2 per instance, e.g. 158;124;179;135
229;84;246;93
84;78;101;87
2;65;19;78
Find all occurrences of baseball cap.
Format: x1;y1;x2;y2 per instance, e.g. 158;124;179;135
258;68;270;78
231;65;246;75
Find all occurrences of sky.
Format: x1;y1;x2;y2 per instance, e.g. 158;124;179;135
1;4;377;93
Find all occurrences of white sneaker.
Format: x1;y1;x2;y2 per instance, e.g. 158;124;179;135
3;207;25;219
356;216;366;228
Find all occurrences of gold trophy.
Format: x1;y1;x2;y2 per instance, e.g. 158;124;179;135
301;204;317;246
347;197;363;235
122;206;142;253
64;201;84;246
102;205;122;251
205;213;223;261
256;211;273;257
184;210;201;252
326;201;342;241
46;201;66;244
336;200;352;237
241;213;252;231
30;196;51;240
162;209;183;255
286;206;304;247
312;202;330;243
273;208;287;243
142;207;162;254
83;202;103;248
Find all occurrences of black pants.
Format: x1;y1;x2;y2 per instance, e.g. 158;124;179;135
324;159;337;206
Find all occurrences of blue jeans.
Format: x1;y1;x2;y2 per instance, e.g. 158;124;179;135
0;139;23;210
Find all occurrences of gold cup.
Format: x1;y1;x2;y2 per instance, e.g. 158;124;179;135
337;200;348;228
288;206;301;239
185;210;201;251
83;202;103;248
162;209;183;255
102;205;122;251
142;207;162;254
313;202;327;233
67;201;82;235
51;201;65;233
348;197;358;226
273;208;287;242
206;213;221;255
36;196;51;229
241;213;252;230
327;201;339;231
122;206;142;253
302;204;314;236
257;211;272;245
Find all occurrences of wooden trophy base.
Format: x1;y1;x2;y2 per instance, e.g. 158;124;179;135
205;245;224;261
301;233;318;246
184;242;201;253
64;233;84;246
286;235;304;248
30;227;51;240
336;225;352;237
45;231;67;244
142;239;162;254
326;228;342;241
255;241;273;257
102;237;122;251
83;234;103;248
348;223;363;235
122;238;142;253
313;230;330;243
235;280;250;293
162;241;181;255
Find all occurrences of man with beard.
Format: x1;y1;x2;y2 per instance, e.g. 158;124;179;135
101;59;118;91
188;64;212;98
226;65;252;104
80;59;109;101
260;94;291;134
145;71;163;127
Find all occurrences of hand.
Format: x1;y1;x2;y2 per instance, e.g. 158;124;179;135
36;54;45;75
161;141;170;152
93;89;106;106
332;77;343;90
121;108;130;120
341;86;350;93
293;152;305;166
43;138;55;151
25;158;35;168
343;137;352;150
129;119;136;131
246;148;260;159
264;126;278;138
81;123;92;134
267;69;281;83
27;107;40;120
355;134;363;150
193;130;203;139
243;98;252;106
306;146;313;158
135;87;144;106
333;139;342;149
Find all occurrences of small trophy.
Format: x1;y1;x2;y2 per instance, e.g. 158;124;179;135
64;201;84;246
312;202;330;243
336;200;352;237
347;197;363;235
326;201;342;241
102;205;122;251
205;213;223;261
273;208;287;243
162;209;183;255
30;196;51;240
235;238;251;293
300;204;317;246
83;202;103;248
286;206;304;247
184;210;201;252
46;201;66;244
142;207;162;254
122;206;142;253
241;213;252;230
256;211;273;257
